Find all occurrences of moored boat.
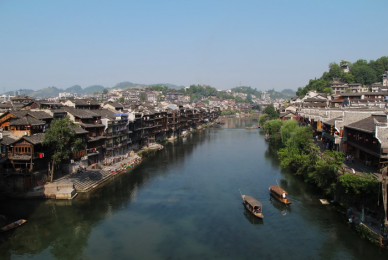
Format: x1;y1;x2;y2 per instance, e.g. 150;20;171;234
269;185;292;204
0;219;27;233
241;194;264;219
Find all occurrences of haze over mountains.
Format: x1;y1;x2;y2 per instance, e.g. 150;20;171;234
3;81;184;98
3;81;295;99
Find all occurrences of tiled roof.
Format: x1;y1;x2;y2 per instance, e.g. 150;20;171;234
323;117;342;125
72;126;89;134
0;103;12;108
63;107;100;119
23;133;45;144
73;99;100;106
9;115;46;126
346;115;387;133
93;109;116;120
104;102;123;109
304;98;327;102
28;111;52;119
78;122;105;128
1;135;20;145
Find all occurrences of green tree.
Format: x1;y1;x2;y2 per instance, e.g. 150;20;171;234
307;150;344;194
118;97;124;103
246;93;253;103
278;126;313;174
140;92;146;101
280;119;299;143
264;119;284;140
42;117;85;182
263;104;279;119
351;60;377;85
328;62;344;79
337;173;379;206
259;114;269;127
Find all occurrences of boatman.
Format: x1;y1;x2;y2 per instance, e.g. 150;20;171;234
282;192;286;199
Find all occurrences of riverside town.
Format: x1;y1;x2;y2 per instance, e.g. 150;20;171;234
2;64;388;257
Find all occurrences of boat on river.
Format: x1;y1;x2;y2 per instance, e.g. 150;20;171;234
269;185;292;204
0;219;27;233
241;194;264;219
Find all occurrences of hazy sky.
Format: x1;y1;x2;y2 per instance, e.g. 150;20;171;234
1;0;387;93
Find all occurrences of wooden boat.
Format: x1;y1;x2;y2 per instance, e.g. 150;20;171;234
0;219;27;233
269;185;292;204
241;194;264;219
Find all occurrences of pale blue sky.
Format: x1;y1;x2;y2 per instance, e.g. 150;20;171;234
0;0;387;93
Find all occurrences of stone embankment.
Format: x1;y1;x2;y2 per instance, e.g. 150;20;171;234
20;144;163;200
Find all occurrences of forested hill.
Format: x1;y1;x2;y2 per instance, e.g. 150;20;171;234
4;82;294;100
296;56;388;97
231;86;295;99
4;82;184;98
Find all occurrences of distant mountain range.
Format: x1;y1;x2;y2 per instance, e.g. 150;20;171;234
3;81;295;99
3;81;185;98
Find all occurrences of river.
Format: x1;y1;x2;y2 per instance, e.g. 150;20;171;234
1;118;388;260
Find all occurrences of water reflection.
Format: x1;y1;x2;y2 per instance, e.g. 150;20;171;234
269;196;292;215
1;119;388;260
243;207;264;225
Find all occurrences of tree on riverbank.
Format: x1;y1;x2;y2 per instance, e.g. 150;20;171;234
42;116;85;182
266;118;382;212
337;173;379;207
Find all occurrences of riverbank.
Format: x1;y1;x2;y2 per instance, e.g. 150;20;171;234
262;119;387;248
310;139;386;247
8;143;163;200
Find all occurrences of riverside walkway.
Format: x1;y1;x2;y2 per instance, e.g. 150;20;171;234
22;144;163;199
316;139;385;241
316;139;382;181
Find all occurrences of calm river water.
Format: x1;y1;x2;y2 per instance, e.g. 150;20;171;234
1;118;388;260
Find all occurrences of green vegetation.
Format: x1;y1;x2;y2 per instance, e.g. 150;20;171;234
258;114;269;127
263;104;279;119
231;86;262;99
220;110;239;115
149;84;170;95
296;56;388;96
42;117;85;182
264;119;380;212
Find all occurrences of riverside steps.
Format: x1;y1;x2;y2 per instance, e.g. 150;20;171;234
20;145;168;199
37;143;164;199
44;155;143;199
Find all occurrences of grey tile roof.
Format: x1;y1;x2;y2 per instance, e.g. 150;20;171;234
72;126;89;134
346;115;387;133
9;115;46;126
104;102;123;109
1;135;20;145
78;123;105;128
93;109;116;120
304;98;327;102
28;111;52;119
0;103;12;108
23;133;45;144
74;99;100;106
63;107;100;119
323;117;342;125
